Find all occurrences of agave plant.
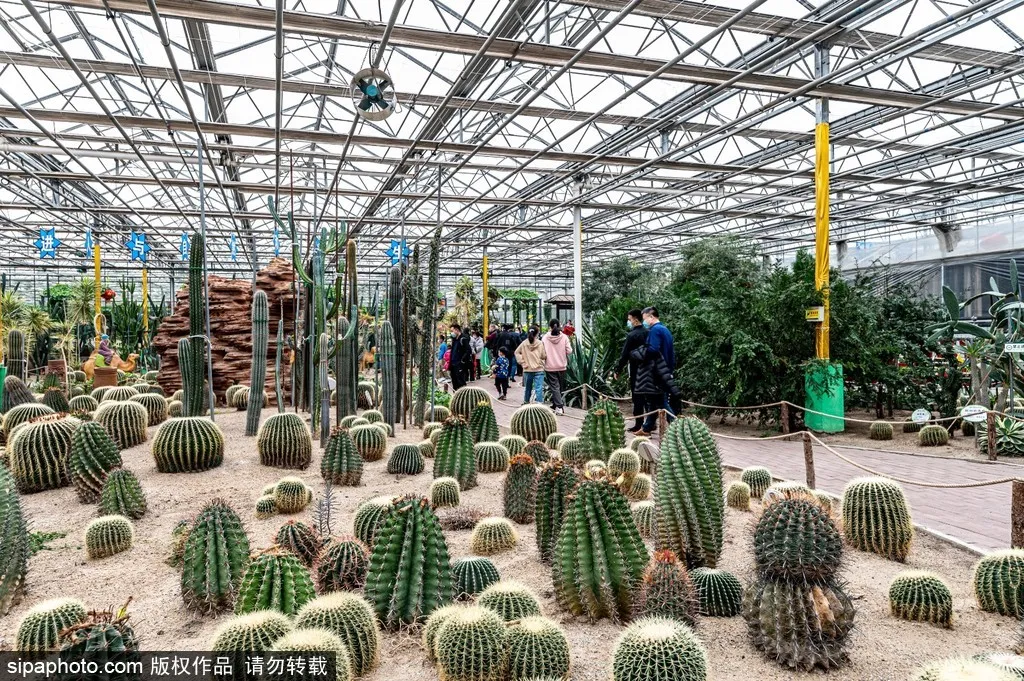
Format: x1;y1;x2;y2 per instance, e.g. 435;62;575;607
978;416;1024;456
563;326;618;407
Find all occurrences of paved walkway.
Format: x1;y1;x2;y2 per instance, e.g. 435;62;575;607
473;378;1019;554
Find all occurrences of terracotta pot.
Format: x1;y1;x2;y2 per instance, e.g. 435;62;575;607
93;366;118;387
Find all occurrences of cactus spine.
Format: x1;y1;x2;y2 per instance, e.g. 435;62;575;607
352;496;393;549
841;477;913;561
257;413;313;469
919;424;950;446
95;400;148;449
387;443;425;475
235;547;316;616
434;417;478;491
478;581;542;622
475;442;511;474
634;550;698;625
740;466;772;498
130;393;168;426
69;421;122;502
273;476;313;514
246;290;269;436
535;462;579;563
276;520;320;567
451;386;492;419
379;320;398;429
181;500;251;612
726;481;751;511
209;610;292;661
0;463;28;615
431;477;461;508
504;454;537;524
889;570;953;627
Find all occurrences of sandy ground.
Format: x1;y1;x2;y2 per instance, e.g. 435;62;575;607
0;406;1019;681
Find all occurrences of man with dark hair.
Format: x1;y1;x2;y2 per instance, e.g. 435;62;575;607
615;308;648;433
448;323;472;390
497;324;520;383
631;306;678;435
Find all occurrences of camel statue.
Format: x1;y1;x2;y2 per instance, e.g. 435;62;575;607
82;351;139;380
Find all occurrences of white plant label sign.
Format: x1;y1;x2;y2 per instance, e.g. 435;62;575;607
911;408;931;424
960;405;988;423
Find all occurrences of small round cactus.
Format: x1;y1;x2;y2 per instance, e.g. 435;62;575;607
689;568;742;617
68;420;122;502
257;413;313;469
92;386;111;403
919;424;950;447
295;592;381;675
609;448;640;486
130;393;169;426
387;443;425;475
15;597;88;652
423;422;443;439
870;421;894;441
85;515;134;559
419;439;436;459
545;432;566;450
69;395;98;413
373;421;393;438
740;466;772;498
627;473;652;501
452;557;500;599
556;436;584;465
726;481;751;511
361;409;384;423
510;403;558;443
276;520;321;567
889;570;953;628
321;427;363;486
167;400;184;418
340;415;360;429
611;616;708;681
434;605;508;681
632;500;656;538
41;387;70;413
585;459;608;476
475;441;511;473
431;477;461;508
422;604;463;661
842;477;913;562
350;417;370;428
505;616;571;681
314;536;370;593
255;495;277;519
235;547;317;616
152;417;225;473
499;434;528;457
8;414;76;493
470;517;518;555
99;468;147;519
974;550;1024;617
352;496;393;548
351;424;387;462
103;385;140;402
903;418;923;434
95;400;149;449
273;476;313;514
478;580;542;622
210;610;292;652
764;480;814;502
269;628;354;681
450;386;492;419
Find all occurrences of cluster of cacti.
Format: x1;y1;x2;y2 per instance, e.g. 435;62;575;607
471;517;519;555
95;401;148;448
235;547;316;615
85;515;134;559
6;329;26;381
690;568;743;617
869;421;894;440
556;436;584;465
499;434;528;457
452;557;500;599
903;418;923;434
181;499;251;612
545;432;566;451
2;375;35;413
581;400;626;462
450;387;492;419
511;403;559;444
257;413;313;469
0;463;28;615
68;421;122;502
631;500;655;538
315;536;370;592
15;597;87;652
842;477;913;561
433;605;507;681
273;476;313;513
58;608;140;655
478;580;542;622
256;495;277;519
41;388;70;413
918;424;950;446
244;290;269;435
434;417;478;491
740;466;772;497
353;496;393;548
3;403;55;439
503;454;537;524
103;385;140;402
974;550;1024;616
553;479;648;621
364;495;454;628
524;440;550;466
535;461;579;563
470;402;500;443
152;417;225;473
634;550;698;625
611;616;708;681
505;616;572;681
68;395;98;413
295;591;382;675
276;520;321;566
8;414;76;493
387;443;425;475
726;481;751;510
889;570;953;627
321;427;363;486
351;424;387;462
99;468;147;519
431;477;461;508
475;442;511;474
656;417;725;569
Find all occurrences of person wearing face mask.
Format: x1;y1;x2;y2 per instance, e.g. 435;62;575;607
630;306;679;436
614;309;648;433
542;319;573;415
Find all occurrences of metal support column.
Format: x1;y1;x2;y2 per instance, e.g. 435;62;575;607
814;44;831;360
572;176;585;331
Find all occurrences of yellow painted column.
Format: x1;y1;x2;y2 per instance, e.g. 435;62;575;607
814;121;830;360
93;243;102;348
482;253;489;328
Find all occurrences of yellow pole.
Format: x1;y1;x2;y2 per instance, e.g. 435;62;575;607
93;243;102;349
814;120;830;360
482;253;489;330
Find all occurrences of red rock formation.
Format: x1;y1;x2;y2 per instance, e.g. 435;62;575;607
153;257;297;404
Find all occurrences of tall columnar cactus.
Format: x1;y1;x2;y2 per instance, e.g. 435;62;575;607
318;332;331;443
95;401;148;449
434;605;508;681
8;414;76;493
634;550;698;626
257;413;313;469
235;547;316;616
451;386;492;420
655;417;725;569
469;402;500;443
503;454;537;524
295;592;381;676
841;477;913;561
414;226;441;427
689;568;743;617
181;499;251;612
274;319;285;412
535;461;580;563
84;515;134;559
99;468;147;519
740;466;772;498
152;417;225;473
7;329;27;381
276;520;321;567
68;421;122;502
15;597;87;652
475;442;510;474
246;290;269;436
581;400;626;462
130;393;168;426
611;616;708;681
433;417;478;491
553;478;648;621
321;427;363;485
889;571;953;627
973;550;1024;616
505;616;571;681
2;375;35;413
870;421;894;441
0;463;29;615
386;266;404;423
351;424;387;462
364;495;454;628
510;403;558;444
452;557;500;599
315;536;370;593
379;321;398;428
387;443;425;475
180;230;209;417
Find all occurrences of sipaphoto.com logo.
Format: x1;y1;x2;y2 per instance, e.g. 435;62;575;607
5;656;142;679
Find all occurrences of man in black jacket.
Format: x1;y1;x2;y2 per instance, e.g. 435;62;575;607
449;323;472;390
615;309;648;433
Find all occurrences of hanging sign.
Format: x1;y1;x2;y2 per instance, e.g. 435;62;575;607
960;405;988;423
126;231;151;262
84;227;94;253
911;408;931;424
180;232;190;261
34;227;61;258
1006;343;1024;353
229;233;239;262
805;306;825;322
386;239;411;266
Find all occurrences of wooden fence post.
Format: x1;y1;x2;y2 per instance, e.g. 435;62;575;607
987;411;998;461
1013;480;1024;549
581;385;588;411
781;402;790;434
803;431;816;489
658;409;668;440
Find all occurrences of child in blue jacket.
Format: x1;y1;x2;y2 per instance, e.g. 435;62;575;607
492;347;510;400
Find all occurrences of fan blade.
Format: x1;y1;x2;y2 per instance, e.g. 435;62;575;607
378;79;391;91
356;79;372;95
358;97;374;111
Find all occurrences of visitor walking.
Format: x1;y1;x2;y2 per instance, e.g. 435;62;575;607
470;329;484;381
497;324;518;383
615;309;648;433
492;347;511;400
514;326;547;404
631;306;678;435
563;320;576;337
542;319;572;415
449;323;472;391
